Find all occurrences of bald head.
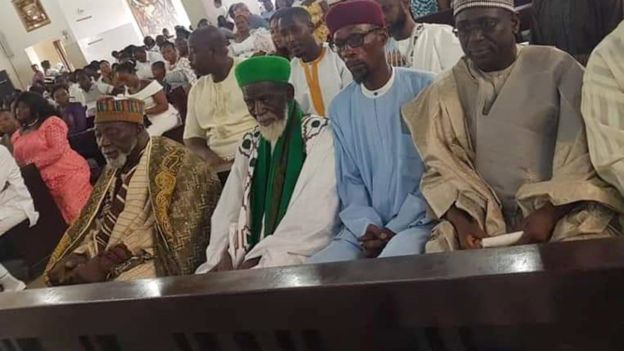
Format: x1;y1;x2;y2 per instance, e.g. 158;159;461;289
189;26;228;50
189;26;230;76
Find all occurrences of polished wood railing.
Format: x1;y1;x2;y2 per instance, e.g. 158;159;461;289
2;237;624;350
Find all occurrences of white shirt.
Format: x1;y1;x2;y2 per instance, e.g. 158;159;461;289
136;61;154;80
81;81;105;117
215;5;227;19
165;56;198;86
183;58;257;160
148;51;165;64
0;146;38;235
387;23;464;74
290;44;352;116
229;29;275;58
96;76;115;94
69;83;86;106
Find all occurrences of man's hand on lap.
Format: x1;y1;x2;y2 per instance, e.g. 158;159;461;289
359;224;394;258
446;207;487;249
519;203;561;244
48;253;88;286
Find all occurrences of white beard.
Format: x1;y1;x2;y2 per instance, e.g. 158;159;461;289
105;153;128;169
258;106;289;142
102;140;137;169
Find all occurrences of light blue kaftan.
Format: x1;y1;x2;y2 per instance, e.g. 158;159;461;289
309;68;435;263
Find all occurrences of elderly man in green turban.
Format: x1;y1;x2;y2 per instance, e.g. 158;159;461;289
196;56;338;272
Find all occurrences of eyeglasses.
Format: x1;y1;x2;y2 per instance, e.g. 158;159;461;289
330;28;380;52
453;17;501;38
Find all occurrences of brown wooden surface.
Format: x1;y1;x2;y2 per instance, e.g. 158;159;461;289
1;238;624;350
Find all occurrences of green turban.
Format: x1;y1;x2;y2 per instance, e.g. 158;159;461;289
235;55;291;88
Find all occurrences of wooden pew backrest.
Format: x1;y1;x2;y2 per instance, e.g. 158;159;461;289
1;238;623;350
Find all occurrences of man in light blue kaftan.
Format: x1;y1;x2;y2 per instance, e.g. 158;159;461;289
309;0;435;263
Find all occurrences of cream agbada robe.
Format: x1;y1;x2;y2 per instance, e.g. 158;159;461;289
196;116;339;272
402;45;624;252
582;21;624;196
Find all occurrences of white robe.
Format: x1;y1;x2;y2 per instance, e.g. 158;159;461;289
386;23;464;74
196;116;339;272
0;145;38;236
289;44;352;116
582;21;624;195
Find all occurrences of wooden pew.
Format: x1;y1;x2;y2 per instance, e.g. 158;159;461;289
1;238;624;350
0;165;67;279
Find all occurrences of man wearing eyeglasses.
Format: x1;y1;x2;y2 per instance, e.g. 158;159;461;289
402;0;624;252
308;0;436;263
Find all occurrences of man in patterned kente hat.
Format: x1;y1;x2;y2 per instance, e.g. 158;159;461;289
402;0;624;252
46;97;221;285
196;56;338;273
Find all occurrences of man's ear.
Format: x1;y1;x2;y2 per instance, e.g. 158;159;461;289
401;0;411;11
136;123;145;135
510;12;520;34
378;28;390;45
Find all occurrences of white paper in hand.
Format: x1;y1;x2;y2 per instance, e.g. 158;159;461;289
481;231;524;248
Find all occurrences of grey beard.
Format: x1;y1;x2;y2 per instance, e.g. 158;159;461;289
103;139;138;169
258;106;289;142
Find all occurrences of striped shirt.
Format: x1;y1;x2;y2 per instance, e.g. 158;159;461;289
581;21;624;195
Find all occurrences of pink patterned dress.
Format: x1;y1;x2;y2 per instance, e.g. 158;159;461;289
11;117;92;224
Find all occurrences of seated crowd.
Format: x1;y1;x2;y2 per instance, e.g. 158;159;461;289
1;0;624;292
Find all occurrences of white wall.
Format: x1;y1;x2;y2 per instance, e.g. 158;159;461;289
59;0;192;62
58;0;144;62
0;32;21;90
78;24;142;63
0;0;85;89
59;0;143;40
0;0;198;89
0;51;20;91
192;0;262;28
181;0;210;28
30;39;64;69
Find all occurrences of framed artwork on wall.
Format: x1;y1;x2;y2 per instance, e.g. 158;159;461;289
12;0;51;32
126;0;179;37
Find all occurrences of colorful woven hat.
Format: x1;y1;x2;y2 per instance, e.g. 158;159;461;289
95;97;145;124
235;56;291;88
326;0;385;36
453;0;515;16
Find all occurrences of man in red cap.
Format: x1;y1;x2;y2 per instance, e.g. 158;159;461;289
309;0;436;263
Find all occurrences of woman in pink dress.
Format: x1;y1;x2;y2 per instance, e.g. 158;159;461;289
11;92;92;224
